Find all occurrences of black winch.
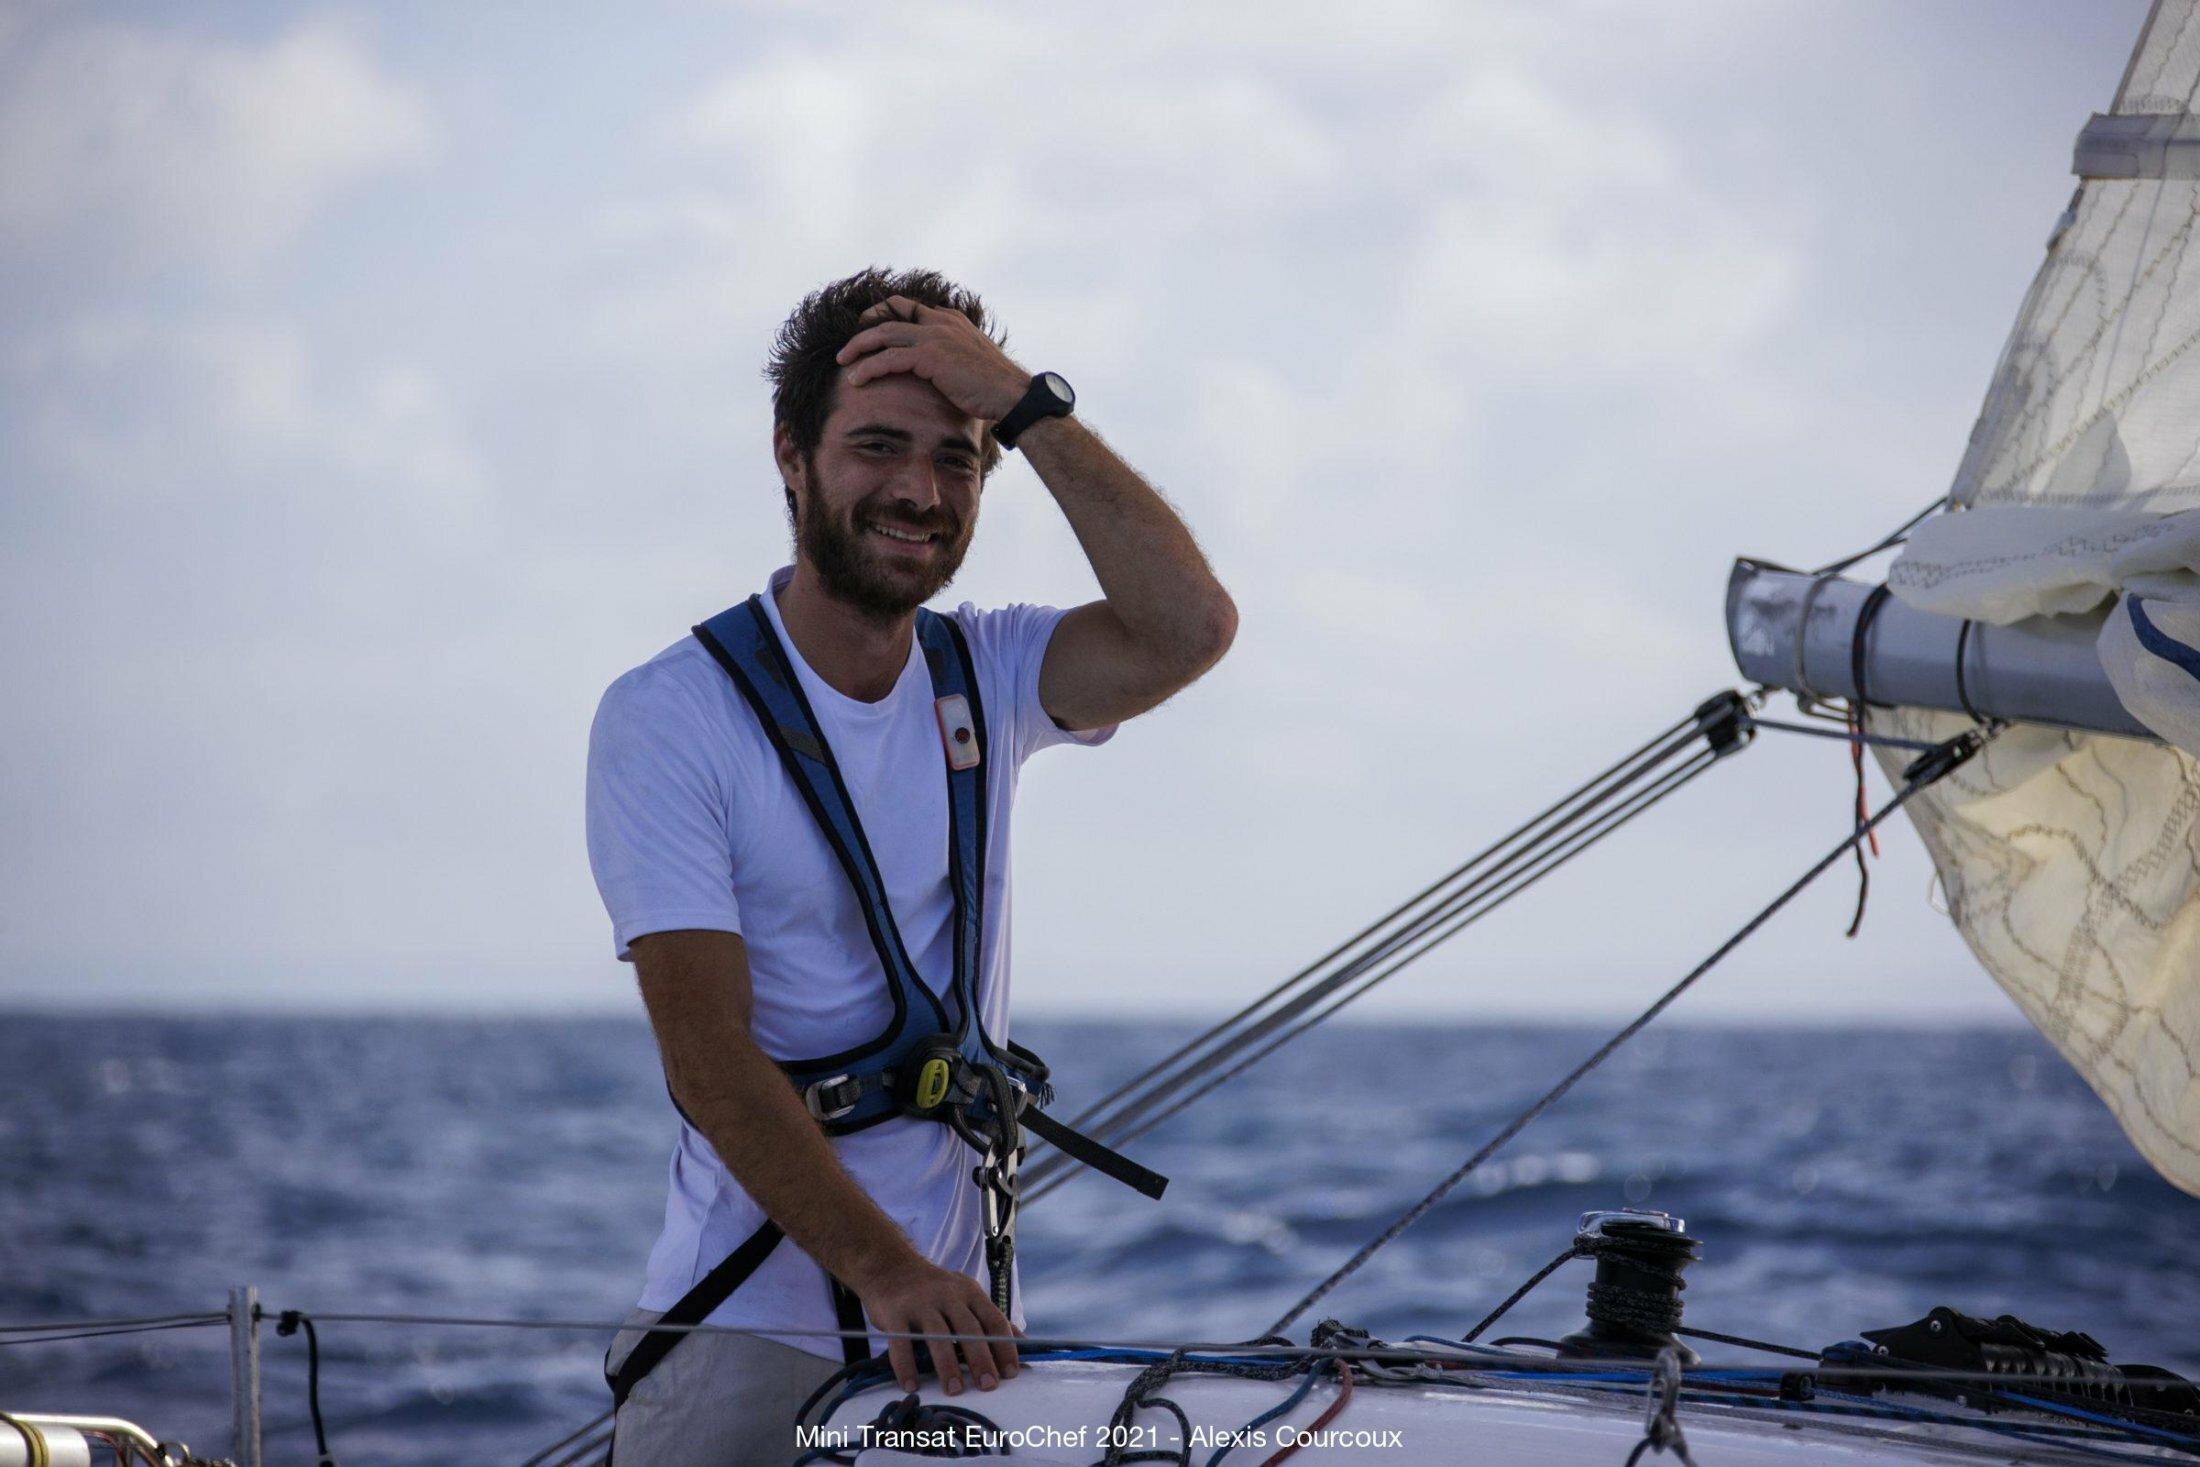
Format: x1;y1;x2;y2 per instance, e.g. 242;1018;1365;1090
1557;1208;1702;1365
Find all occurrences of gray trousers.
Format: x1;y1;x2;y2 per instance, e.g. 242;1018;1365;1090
606;1309;845;1467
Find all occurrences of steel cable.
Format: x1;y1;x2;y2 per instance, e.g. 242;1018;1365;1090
1039;710;1710;1140
1023;748;1724;1202
1022;706;1743;1197
1264;726;1996;1337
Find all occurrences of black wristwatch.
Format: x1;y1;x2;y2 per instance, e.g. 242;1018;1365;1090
993;371;1076;450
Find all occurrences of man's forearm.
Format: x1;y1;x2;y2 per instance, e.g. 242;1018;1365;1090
1017;414;1235;674
670;1029;921;1291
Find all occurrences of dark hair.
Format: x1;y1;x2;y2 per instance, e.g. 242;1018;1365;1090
766;267;1006;514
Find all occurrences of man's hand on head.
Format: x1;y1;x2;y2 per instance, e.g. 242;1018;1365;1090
836;296;1030;425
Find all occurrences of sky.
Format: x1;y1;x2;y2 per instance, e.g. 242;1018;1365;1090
0;0;2159;1021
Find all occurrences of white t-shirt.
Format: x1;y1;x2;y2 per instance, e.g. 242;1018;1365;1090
584;567;1111;1357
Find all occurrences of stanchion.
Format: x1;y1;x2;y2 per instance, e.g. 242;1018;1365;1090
228;1286;261;1467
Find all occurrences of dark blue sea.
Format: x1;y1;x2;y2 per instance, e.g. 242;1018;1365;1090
3;1015;2195;1463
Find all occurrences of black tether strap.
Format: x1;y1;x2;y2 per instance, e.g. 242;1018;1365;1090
829;1277;872;1368
1022;1104;1167;1198
607;1220;786;1408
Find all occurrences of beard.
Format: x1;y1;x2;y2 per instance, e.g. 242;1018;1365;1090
795;457;973;618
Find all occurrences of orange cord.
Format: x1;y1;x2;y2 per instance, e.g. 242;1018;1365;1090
1848;709;1881;857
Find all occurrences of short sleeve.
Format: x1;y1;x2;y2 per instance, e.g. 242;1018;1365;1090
954;601;1118;765
585;665;744;961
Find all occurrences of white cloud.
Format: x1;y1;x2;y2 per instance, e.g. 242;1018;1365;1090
0;1;2153;1017
0;17;432;266
5;314;488;529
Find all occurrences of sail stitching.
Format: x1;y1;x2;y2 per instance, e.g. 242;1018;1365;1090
1979;192;2200;501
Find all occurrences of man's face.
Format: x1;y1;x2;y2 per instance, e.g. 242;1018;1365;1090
781;372;985;618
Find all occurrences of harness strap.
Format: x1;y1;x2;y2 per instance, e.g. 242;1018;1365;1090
1022;1103;1168;1199
829;1277;873;1367
612;598;991;1408
607;1219;786;1408
606;1224;872;1414
613;594;1165;1411
692;599;955;1067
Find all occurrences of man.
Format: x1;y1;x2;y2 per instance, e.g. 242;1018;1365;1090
585;266;1236;1464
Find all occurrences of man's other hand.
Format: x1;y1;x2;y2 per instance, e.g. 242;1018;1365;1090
850;1253;1021;1396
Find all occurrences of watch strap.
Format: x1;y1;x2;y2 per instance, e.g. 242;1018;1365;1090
994;373;1074;450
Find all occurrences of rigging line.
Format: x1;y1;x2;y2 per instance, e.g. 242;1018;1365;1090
1029;721;1733;1178
1746;717;1938;752
1048;713;1714;1157
280;1305;2167;1395
1042;708;1711;1139
260;1310;2200;1397
259;1315;1460;1358
24;1295;2182;1401
1262;726;1996;1339
1029;735;1722;1175
228;1310;1751;1371
1022;750;1725;1201
1808;493;1951;578
0;1318;229;1346
1672;1326;1817;1362
1461;1247;1579;1345
1024;746;1722;1193
0;1312;226;1334
1256;1359;1352;1467
775;1335;2195;1396
1777;697;1863;729
1028;751;1723;1195
1204;1369;1323;1467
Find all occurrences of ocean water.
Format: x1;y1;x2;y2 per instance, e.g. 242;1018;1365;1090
3;1014;2195;1464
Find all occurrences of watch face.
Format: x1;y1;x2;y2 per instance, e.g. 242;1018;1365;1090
1040;371;1075;409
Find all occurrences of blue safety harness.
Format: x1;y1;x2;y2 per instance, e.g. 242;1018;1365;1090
606;596;1165;1410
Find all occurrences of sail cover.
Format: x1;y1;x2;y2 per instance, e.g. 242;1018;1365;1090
1878;0;2200;1195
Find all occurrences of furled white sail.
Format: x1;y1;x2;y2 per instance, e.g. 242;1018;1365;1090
1878;0;2200;1196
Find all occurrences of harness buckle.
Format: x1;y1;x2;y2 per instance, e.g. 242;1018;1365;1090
803;1074;863;1123
894;1036;969;1119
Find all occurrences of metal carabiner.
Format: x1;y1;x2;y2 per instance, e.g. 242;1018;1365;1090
979;1143;1020;1231
975;1139;1022;1315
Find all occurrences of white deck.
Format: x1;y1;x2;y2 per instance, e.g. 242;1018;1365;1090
823;1359;2180;1465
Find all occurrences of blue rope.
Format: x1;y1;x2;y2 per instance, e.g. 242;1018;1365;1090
1203;1365;1324;1467
1996;1390;2200;1448
1797;1390;2186;1465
